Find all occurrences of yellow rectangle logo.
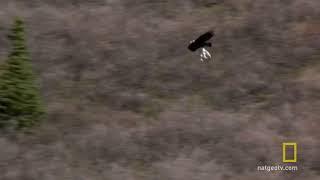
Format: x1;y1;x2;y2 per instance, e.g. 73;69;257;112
282;142;297;163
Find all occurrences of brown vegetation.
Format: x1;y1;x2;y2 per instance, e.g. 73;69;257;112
0;0;319;179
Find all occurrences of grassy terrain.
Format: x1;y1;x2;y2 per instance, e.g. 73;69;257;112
0;0;319;179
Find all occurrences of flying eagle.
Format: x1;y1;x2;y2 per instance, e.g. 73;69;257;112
188;31;214;61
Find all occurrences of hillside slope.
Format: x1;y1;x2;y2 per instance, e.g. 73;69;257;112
0;0;319;179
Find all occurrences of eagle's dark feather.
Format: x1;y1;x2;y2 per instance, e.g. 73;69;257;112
188;31;214;51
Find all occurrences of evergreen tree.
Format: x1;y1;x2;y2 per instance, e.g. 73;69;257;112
0;18;44;130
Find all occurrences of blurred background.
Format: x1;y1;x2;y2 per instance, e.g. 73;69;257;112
0;0;319;179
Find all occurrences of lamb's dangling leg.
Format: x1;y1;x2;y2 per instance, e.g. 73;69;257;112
200;52;205;61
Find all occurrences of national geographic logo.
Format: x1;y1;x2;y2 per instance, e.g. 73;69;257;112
282;142;297;163
257;142;299;172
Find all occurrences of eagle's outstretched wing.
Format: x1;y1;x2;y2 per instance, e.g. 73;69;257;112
196;31;214;43
188;31;214;51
